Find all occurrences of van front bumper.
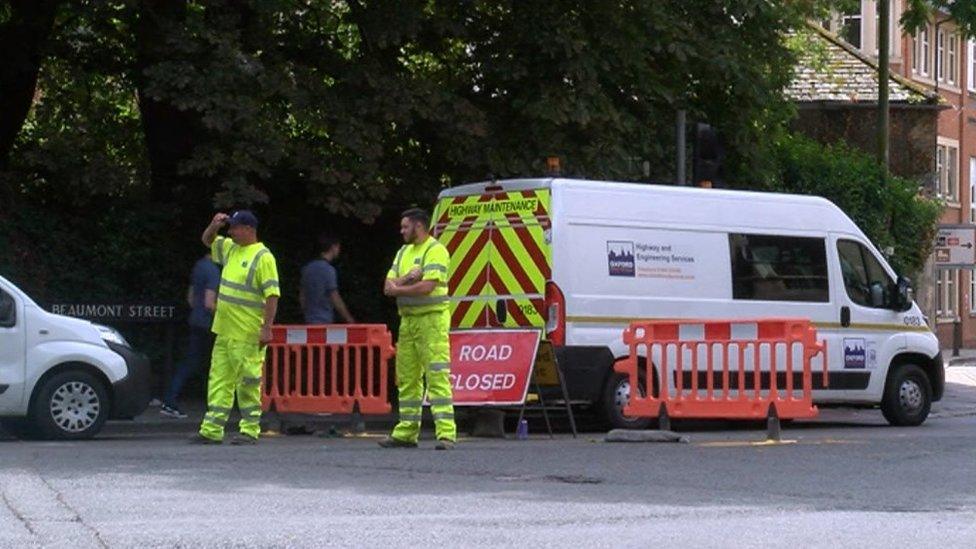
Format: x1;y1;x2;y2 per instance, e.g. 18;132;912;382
106;342;152;419
932;351;945;402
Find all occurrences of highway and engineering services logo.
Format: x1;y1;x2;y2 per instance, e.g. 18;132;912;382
607;241;635;277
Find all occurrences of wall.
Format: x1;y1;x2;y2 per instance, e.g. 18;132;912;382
791;103;939;181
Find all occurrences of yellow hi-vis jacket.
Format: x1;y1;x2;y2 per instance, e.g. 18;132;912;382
387;236;450;316
211;236;280;342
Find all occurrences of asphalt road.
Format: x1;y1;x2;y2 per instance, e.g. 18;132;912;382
1;412;974;548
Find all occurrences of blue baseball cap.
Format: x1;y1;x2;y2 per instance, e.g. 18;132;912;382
227;210;259;228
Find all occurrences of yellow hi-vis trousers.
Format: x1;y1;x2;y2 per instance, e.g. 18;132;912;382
199;336;265;441
391;309;456;443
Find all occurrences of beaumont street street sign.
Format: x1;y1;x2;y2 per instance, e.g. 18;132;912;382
50;303;180;323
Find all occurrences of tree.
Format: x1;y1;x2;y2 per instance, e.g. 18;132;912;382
0;0;62;175
901;0;976;38
4;0;942;328
765;134;941;278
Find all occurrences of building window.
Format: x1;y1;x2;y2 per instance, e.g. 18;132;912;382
842;8;862;49
937;29;945;81
937;270;959;319
971;270;976;314
918;26;931;76
971;157;976;223
969;40;976;92
912;34;919;72
948;33;958;85
937;142;960;202
728;234;829;303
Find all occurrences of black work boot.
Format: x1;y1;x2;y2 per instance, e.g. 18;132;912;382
377;436;418;448
434;439;456;451
189;433;222;445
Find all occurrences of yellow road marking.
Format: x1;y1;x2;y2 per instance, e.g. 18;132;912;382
697;437;865;447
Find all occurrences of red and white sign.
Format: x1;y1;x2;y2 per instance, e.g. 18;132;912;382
448;329;541;406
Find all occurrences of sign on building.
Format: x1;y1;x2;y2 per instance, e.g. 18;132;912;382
935;225;976;269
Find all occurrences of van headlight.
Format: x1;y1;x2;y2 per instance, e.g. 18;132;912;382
95;324;130;348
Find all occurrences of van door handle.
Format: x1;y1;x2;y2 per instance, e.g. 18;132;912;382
495;299;508;324
840;306;851;328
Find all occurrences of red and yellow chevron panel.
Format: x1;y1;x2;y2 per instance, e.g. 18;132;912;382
433;188;551;329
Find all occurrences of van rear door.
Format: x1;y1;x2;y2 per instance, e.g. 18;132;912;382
433;186;551;330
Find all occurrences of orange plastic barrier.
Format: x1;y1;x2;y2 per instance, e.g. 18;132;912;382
262;325;395;415
614;319;827;421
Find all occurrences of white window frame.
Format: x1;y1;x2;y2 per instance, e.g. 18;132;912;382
971;157;976;224
937;29;946;81
948;33;958;86
872;0;897;57
938;270;959;320
971;269;976;314
912;33;919;73
969;40;976;92
949;146;959;201
842;8;863;49
920;26;931;77
937;271;944;315
937;139;960;203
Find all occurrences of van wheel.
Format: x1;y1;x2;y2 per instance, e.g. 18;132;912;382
601;372;653;430
881;364;931;427
30;371;109;440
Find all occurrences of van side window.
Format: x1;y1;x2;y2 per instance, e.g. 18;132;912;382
837;240;891;308
0;289;15;328
728;234;829;302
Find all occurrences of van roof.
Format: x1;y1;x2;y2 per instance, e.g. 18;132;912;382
437;177;867;238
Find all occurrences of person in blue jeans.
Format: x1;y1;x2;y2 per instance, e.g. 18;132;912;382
300;234;355;324
160;253;220;418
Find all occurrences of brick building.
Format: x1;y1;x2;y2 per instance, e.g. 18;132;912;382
819;2;976;348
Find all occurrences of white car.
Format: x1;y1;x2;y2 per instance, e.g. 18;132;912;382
0;275;151;439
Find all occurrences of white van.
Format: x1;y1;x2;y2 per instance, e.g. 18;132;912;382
0;275;150;439
432;178;943;428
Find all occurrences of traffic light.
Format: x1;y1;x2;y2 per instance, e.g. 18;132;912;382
693;123;725;188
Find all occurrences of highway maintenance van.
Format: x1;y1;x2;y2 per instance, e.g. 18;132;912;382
0;275;150;439
432;178;943;428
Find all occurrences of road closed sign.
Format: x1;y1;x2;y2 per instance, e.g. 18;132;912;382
935;225;976;268
448;329;541;406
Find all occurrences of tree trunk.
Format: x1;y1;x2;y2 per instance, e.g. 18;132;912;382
133;0;201;204
0;0;62;172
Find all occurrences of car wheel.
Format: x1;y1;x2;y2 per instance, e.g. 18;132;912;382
880;364;931;427
601;372;653;430
30;370;109;440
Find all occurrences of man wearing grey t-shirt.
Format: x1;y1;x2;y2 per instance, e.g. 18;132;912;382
300;234;355;324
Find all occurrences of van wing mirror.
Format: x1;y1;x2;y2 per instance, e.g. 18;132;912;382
891;276;913;312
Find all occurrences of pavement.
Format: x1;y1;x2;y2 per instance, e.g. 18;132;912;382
938;349;976;418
